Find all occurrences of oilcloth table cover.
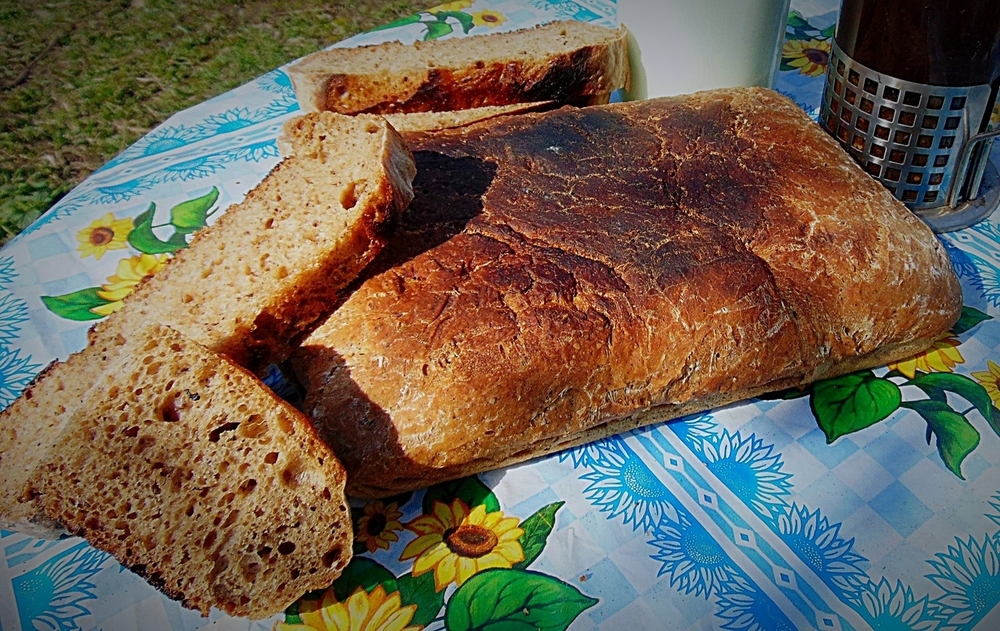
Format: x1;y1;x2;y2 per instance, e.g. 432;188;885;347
2;0;1000;630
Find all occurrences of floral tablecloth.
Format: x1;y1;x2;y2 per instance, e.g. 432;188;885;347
3;0;1000;630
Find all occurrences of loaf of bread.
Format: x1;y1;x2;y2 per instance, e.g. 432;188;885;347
33;324;352;619
290;88;963;498
288;20;627;115
0;112;415;534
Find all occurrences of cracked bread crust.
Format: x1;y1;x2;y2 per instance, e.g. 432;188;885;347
292;88;962;498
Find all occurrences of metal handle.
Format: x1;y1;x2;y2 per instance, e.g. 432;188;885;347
947;127;1000;208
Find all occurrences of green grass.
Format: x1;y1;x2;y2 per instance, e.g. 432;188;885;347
0;0;428;245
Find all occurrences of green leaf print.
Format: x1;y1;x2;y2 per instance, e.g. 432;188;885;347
169;186;219;234
811;370;902;442
127;203;188;254
436;10;474;34
903;399;981;479
953;306;993;335
424;19;454;40
423;476;500;515
368;13;422;32
513;501;564;570
331;557;399;602
909;371;994;424
444;569;598;631
397;570;445;627
40;287;111;321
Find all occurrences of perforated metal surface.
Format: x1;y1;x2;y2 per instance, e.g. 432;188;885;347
821;39;993;210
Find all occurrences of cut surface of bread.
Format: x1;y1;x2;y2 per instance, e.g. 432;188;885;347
34;324;353;619
291;88;963;498
92;112;416;371
288;20;628;115
0;111;415;535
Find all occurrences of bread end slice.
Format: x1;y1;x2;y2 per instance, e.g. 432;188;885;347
288;20;628;115
91;112;415;372
33;324;353;619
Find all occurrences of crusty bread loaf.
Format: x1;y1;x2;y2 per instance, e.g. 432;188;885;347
288;20;628;115
290;88;963;498
0;112;415;534
33;324;352;619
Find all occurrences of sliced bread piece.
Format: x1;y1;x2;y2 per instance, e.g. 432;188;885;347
288;20;628;115
33;323;353;619
92;112;416;371
0;112;415;535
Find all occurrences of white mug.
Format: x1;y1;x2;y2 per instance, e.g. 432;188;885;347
618;0;792;100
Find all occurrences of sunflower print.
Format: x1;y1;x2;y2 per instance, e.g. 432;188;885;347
76;212;133;260
782;38;832;78
887;334;964;379
275;585;421;631
356;500;405;553
399;499;524;591
92;253;168;316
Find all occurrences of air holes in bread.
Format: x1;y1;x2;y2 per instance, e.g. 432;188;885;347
281;456;303;488
239;479;257;495
278;541;296;555
341;182;359;210
264;451;279;465
159;396;180;423
365;122;379;134
322;546;343;568
209;422;240;442
239;414;267;439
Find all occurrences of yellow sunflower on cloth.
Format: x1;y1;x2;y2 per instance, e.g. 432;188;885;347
972;360;1000;406
782;38;832;78
887;334;965;379
428;0;472;12
275;585;420;631
471;9;506;28
400;499;524;591
92;253;168;316
76;212;133;260
356;500;405;553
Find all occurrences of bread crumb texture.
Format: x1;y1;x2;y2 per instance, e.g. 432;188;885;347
36;325;352;619
90;112;414;371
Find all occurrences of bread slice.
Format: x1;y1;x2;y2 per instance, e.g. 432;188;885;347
0;112;415;534
33;324;353;619
290;88;963;497
93;112;416;371
288;20;628;115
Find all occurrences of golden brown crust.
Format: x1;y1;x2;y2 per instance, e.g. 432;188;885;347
292;88;963;497
288;21;628;115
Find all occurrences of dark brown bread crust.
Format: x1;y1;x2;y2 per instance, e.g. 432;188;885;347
292;88;963;497
324;47;618;115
